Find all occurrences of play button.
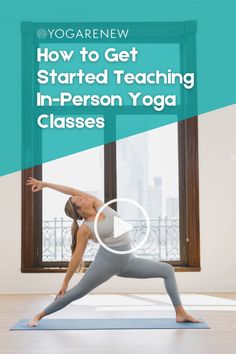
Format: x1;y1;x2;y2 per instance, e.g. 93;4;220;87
94;198;150;254
113;216;133;238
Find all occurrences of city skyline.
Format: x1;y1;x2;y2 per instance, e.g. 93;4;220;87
43;122;179;220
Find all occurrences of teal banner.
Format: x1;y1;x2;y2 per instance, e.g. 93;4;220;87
0;1;235;176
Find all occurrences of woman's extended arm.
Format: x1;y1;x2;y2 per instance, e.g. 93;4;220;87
26;177;103;206
44;181;85;197
62;225;90;286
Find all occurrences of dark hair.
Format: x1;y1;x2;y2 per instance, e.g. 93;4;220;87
64;197;85;273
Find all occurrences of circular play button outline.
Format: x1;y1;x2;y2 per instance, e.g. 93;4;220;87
94;198;150;254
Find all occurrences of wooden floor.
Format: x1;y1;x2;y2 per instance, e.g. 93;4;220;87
1;292;236;354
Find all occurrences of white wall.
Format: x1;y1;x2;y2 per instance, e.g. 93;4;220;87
0;105;236;294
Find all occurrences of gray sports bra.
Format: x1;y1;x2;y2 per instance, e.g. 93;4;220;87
83;205;130;247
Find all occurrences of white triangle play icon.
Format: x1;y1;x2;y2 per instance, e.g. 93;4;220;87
113;216;133;238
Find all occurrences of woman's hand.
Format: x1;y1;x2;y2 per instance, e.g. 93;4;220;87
55;283;68;300
25;177;45;192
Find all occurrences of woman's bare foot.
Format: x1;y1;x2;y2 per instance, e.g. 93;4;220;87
176;312;202;323
27;311;46;327
27;315;40;327
175;305;203;323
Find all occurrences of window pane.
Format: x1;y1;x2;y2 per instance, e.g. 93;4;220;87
116;121;180;261
42;146;104;262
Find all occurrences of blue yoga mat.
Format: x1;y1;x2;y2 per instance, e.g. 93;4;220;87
10;318;209;330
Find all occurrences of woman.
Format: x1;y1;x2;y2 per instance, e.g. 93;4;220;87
26;177;201;327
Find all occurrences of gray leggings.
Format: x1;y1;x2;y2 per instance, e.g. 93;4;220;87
43;242;182;316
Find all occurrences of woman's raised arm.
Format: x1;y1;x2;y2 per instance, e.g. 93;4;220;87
25;177;103;205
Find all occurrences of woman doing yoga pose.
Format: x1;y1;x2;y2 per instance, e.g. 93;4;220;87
26;177;201;327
